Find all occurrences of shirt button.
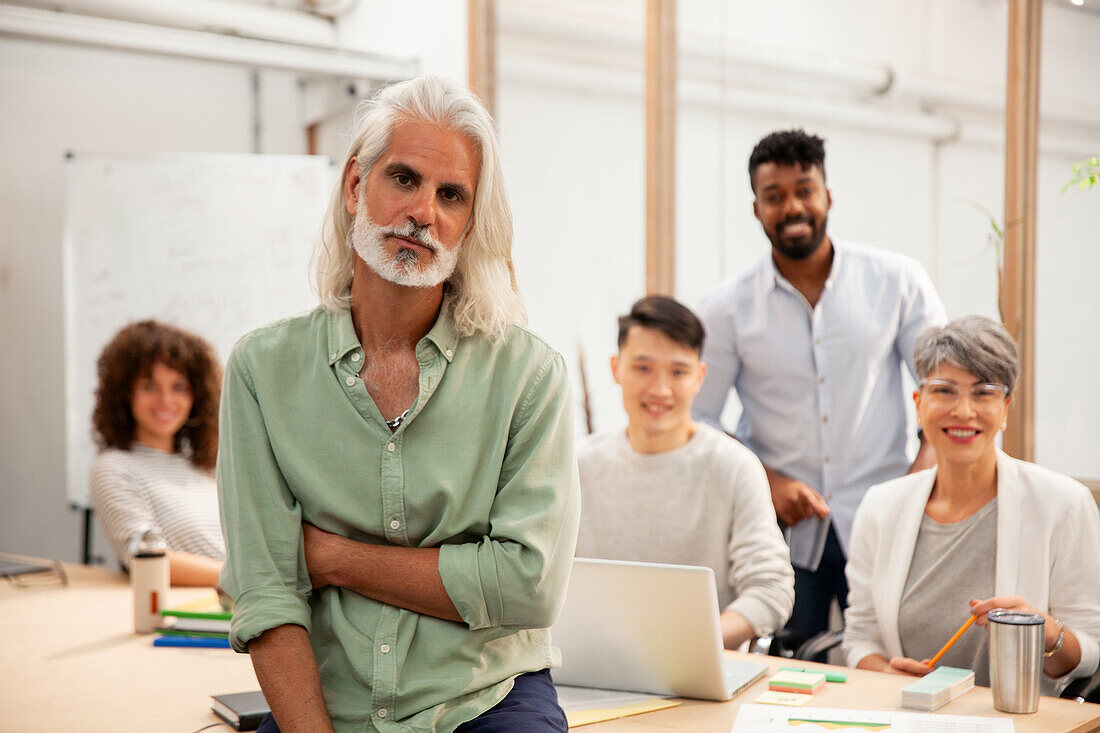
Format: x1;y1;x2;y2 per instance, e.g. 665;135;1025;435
380;643;391;654
351;352;361;362
345;376;355;387
445;349;453;359
377;708;387;718
823;415;829;423
390;519;400;530
387;443;395;452
814;338;821;345
824;455;831;463
819;376;825;384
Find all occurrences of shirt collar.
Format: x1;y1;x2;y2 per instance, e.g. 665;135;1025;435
423;294;460;362
326;306;361;366
324;294;461;366
764;238;844;293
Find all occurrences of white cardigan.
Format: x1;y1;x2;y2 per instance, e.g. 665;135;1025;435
842;450;1100;690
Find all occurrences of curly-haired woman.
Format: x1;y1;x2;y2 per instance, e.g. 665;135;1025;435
90;320;225;586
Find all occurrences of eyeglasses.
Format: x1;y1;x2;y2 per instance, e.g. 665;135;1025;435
920;379;1009;410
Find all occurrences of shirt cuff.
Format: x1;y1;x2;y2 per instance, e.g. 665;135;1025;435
726;596;780;638
229;585;313;653
1061;628;1099;683
438;542;497;631
842;636;885;669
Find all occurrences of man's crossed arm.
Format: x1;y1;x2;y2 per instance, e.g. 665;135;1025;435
247;527;463;733
301;522;462;622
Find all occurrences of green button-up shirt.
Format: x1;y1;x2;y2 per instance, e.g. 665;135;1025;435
217;303;580;732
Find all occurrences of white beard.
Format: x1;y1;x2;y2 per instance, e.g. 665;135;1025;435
350;211;461;289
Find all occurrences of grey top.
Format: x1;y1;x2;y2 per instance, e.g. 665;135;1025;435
899;498;997;686
576;423;794;636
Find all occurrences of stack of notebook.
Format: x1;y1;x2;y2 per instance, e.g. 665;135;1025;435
153;603;232;648
901;666;975;711
768;670;827;695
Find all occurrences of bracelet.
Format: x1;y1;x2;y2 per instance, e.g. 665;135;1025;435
1044;617;1066;657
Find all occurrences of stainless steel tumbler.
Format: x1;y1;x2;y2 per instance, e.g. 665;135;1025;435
988;609;1045;713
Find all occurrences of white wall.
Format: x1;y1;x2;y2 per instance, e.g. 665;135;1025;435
0;0;467;564
497;0;1100;480
3;0;1097;565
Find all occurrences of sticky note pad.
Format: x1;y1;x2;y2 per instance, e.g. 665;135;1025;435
768;670;826;695
901;666;974;711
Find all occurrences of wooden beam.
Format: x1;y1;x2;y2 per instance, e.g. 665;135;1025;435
1001;0;1041;461
306;122;318;157
646;0;676;296
468;0;497;117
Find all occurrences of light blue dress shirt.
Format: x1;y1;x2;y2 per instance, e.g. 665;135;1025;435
693;240;946;571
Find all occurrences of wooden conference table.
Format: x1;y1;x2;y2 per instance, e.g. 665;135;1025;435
2;561;1098;733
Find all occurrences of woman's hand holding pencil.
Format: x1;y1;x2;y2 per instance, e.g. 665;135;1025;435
921;614;977;667
879;610;979;677
885;656;933;677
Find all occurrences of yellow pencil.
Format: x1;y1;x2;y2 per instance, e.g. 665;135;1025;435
924;614;977;667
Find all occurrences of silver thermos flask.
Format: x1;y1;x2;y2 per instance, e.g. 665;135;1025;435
988;609;1045;713
131;529;169;634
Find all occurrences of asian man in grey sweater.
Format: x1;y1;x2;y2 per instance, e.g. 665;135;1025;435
576;295;794;649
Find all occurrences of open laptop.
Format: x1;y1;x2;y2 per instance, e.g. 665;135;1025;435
550;557;770;701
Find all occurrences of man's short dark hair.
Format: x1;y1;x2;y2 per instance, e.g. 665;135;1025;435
617;296;706;355
748;129;826;192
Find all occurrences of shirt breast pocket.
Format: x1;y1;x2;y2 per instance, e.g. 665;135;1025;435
736;309;816;397
822;290;900;370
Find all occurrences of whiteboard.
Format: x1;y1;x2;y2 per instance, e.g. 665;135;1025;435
64;152;336;507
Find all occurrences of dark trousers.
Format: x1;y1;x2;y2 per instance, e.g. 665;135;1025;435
255;669;566;733
783;522;849;662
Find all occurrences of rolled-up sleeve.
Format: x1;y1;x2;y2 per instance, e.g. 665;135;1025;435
438;351;581;631
217;346;313;652
725;455;795;636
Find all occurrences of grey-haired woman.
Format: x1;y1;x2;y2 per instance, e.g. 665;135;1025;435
842;316;1100;694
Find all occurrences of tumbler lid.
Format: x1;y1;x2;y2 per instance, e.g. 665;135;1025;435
988;609;1044;625
133;528;167;558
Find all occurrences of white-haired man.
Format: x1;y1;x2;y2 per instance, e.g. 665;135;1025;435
217;76;580;733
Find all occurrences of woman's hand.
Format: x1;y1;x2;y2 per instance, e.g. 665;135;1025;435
857;654;931;677
886;657;932;677
970;596;1053;646
969;596;1081;678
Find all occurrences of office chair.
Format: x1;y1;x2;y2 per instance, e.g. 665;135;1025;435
751;629;845;661
1061;671;1100;704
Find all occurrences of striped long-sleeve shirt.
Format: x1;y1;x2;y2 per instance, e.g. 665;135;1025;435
90;444;225;567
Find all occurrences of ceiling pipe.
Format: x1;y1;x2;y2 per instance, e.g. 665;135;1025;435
499;3;1100;134
500;5;893;99
230;0;360;20
501;56;959;143
5;0;337;47
0;4;417;80
306;0;359;19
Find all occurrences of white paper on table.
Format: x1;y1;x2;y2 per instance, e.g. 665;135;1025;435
554;685;673;713
730;704;1014;732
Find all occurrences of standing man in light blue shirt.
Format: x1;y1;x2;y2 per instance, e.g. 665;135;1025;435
693;129;946;657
